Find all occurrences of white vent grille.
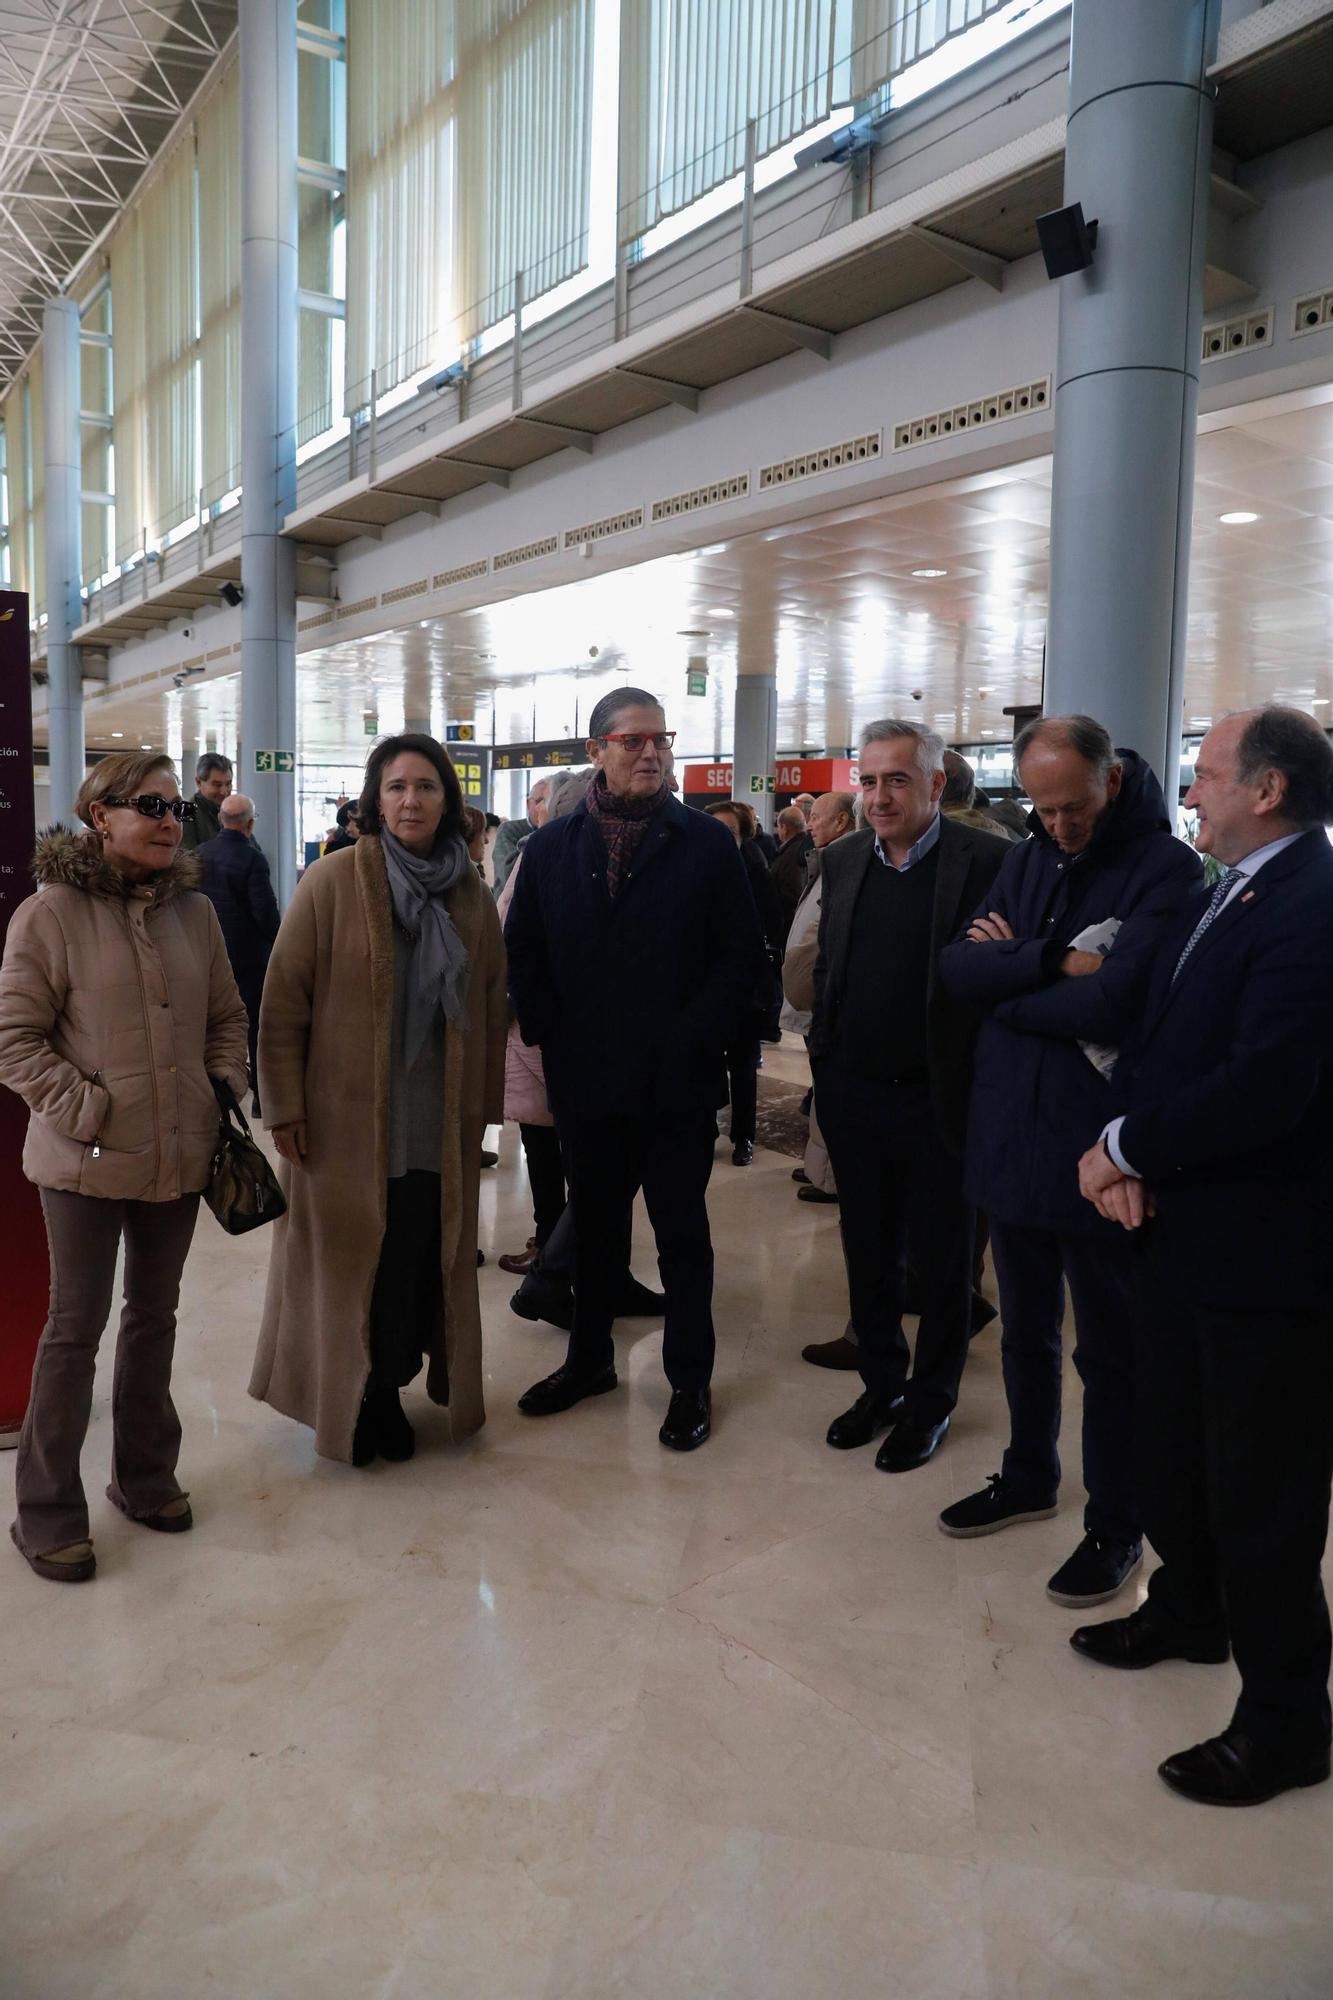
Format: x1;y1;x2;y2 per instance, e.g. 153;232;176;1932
434;559;489;589
564;507;644;548
335;595;379;621
893;379;1049;451
649;472;749;522
1292;287;1333;338
1201;309;1271;362
299;609;335;631
381;577;429;607
758;431;881;490
493;536;558;572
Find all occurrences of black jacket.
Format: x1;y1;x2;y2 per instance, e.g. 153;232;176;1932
1116;827;1333;1312
770;833;812;938
181;791;223;852
197;828;281;988
939;751;1202;1233
504;793;763;1121
809;818;1007;1154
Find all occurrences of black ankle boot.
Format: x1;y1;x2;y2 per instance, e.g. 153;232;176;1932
375;1386;416;1462
352;1389;379;1467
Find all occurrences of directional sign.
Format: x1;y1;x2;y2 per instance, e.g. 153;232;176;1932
749;774;774;795
686;670;708;698
446;722;476;743
254;749;296;774
364;717;379;737
254;749;274;773
275;751;295;774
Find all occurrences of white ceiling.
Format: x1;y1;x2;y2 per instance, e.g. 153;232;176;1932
0;0;235;392
75;390;1333;769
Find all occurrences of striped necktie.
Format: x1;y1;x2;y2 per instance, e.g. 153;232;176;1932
1172;867;1242;984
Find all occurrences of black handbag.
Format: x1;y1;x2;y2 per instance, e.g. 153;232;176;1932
204;1080;287;1235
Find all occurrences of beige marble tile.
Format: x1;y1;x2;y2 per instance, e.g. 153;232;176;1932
545;1821;986;2000
4;1117;1332;1999
604;1604;976;1863
979;1860;1333;2000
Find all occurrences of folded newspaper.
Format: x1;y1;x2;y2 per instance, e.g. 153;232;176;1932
1068;917;1122;1080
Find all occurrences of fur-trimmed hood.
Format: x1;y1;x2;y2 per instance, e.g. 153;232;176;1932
32;824;201;903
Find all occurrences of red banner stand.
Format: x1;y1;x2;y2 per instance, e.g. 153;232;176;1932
0;592;47;1447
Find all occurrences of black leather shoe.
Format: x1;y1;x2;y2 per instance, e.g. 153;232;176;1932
731;1140;754;1166
518;1362;618;1417
375;1389;416;1463
1069;1603;1230;1670
660;1387;711;1451
826;1388;903;1450
614;1279;667;1318
1159;1726;1331;1807
792;1167;810;1184
509;1285;574;1332
875;1413;950;1472
801;1336;861;1371
797;1186;838;1204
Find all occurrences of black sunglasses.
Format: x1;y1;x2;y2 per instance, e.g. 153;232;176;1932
102;795;196;823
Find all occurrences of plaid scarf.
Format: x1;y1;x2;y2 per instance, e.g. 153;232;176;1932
585;770;669;897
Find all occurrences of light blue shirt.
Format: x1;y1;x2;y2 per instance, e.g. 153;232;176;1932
873;810;942;874
1102;831;1308;1177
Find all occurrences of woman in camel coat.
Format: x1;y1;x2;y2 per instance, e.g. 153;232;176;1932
250;733;507;1466
0;751;249;1581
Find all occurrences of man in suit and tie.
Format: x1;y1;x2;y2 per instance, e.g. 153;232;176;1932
809;719;1007;1472
1075;705;1333;1807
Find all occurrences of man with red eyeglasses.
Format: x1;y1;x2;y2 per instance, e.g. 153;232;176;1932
504;688;762;1450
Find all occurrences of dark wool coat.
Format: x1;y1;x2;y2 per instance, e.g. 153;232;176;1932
1117;828;1333;1312
250;837;507;1462
939;751;1202;1234
503;793;762;1121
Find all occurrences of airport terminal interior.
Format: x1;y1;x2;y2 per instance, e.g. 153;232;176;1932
2;0;1333;1993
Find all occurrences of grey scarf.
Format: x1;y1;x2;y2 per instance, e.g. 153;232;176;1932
380;828;470;1064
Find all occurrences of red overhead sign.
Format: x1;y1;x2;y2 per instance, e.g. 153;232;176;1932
683;758;858;796
0;592;46;1441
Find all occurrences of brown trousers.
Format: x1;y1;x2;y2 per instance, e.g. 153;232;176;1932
12;1189;200;1556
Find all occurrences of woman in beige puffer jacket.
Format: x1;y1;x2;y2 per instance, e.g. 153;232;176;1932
0;752;248;1584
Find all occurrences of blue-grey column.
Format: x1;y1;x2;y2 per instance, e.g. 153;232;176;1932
240;0;299;904
42;296;84;821
733;672;777;832
1044;0;1219;808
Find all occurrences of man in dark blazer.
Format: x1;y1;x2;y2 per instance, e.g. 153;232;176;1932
809;718;1007;1472
181;751;233;852
196;793;281;1115
1075;706;1333;1808
937;718;1201;1610
505;688;762;1452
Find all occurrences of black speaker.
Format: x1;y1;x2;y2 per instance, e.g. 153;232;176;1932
1036;203;1099;279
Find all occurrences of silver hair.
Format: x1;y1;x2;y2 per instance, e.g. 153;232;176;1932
1014;713;1117;777
546;767;592;820
858;717;946;777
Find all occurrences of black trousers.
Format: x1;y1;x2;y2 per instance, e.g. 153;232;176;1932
369;1172;443;1391
563;1113;717;1391
725;1035;760;1146
989;1219;1139;1543
236;968;264;1113
519;1122;566;1247
1137;1230;1333;1750
815;1064;974;1424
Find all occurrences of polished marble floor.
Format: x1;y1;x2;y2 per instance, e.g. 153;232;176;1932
2;1075;1331;1998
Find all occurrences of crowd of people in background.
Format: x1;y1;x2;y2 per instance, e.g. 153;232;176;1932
2;691;1333;1814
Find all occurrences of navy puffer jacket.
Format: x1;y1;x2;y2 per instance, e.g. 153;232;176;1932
938;751;1202;1233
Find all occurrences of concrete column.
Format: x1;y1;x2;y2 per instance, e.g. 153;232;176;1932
1043;0;1219;809
732;672;777;832
239;0;299;903
42;297;84;821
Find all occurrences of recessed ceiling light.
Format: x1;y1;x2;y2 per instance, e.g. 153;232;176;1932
911;567;948;578
1313;699;1330;707
140;743;153;750
706;607;735;617
111;730;124;738
1218;510;1259;525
